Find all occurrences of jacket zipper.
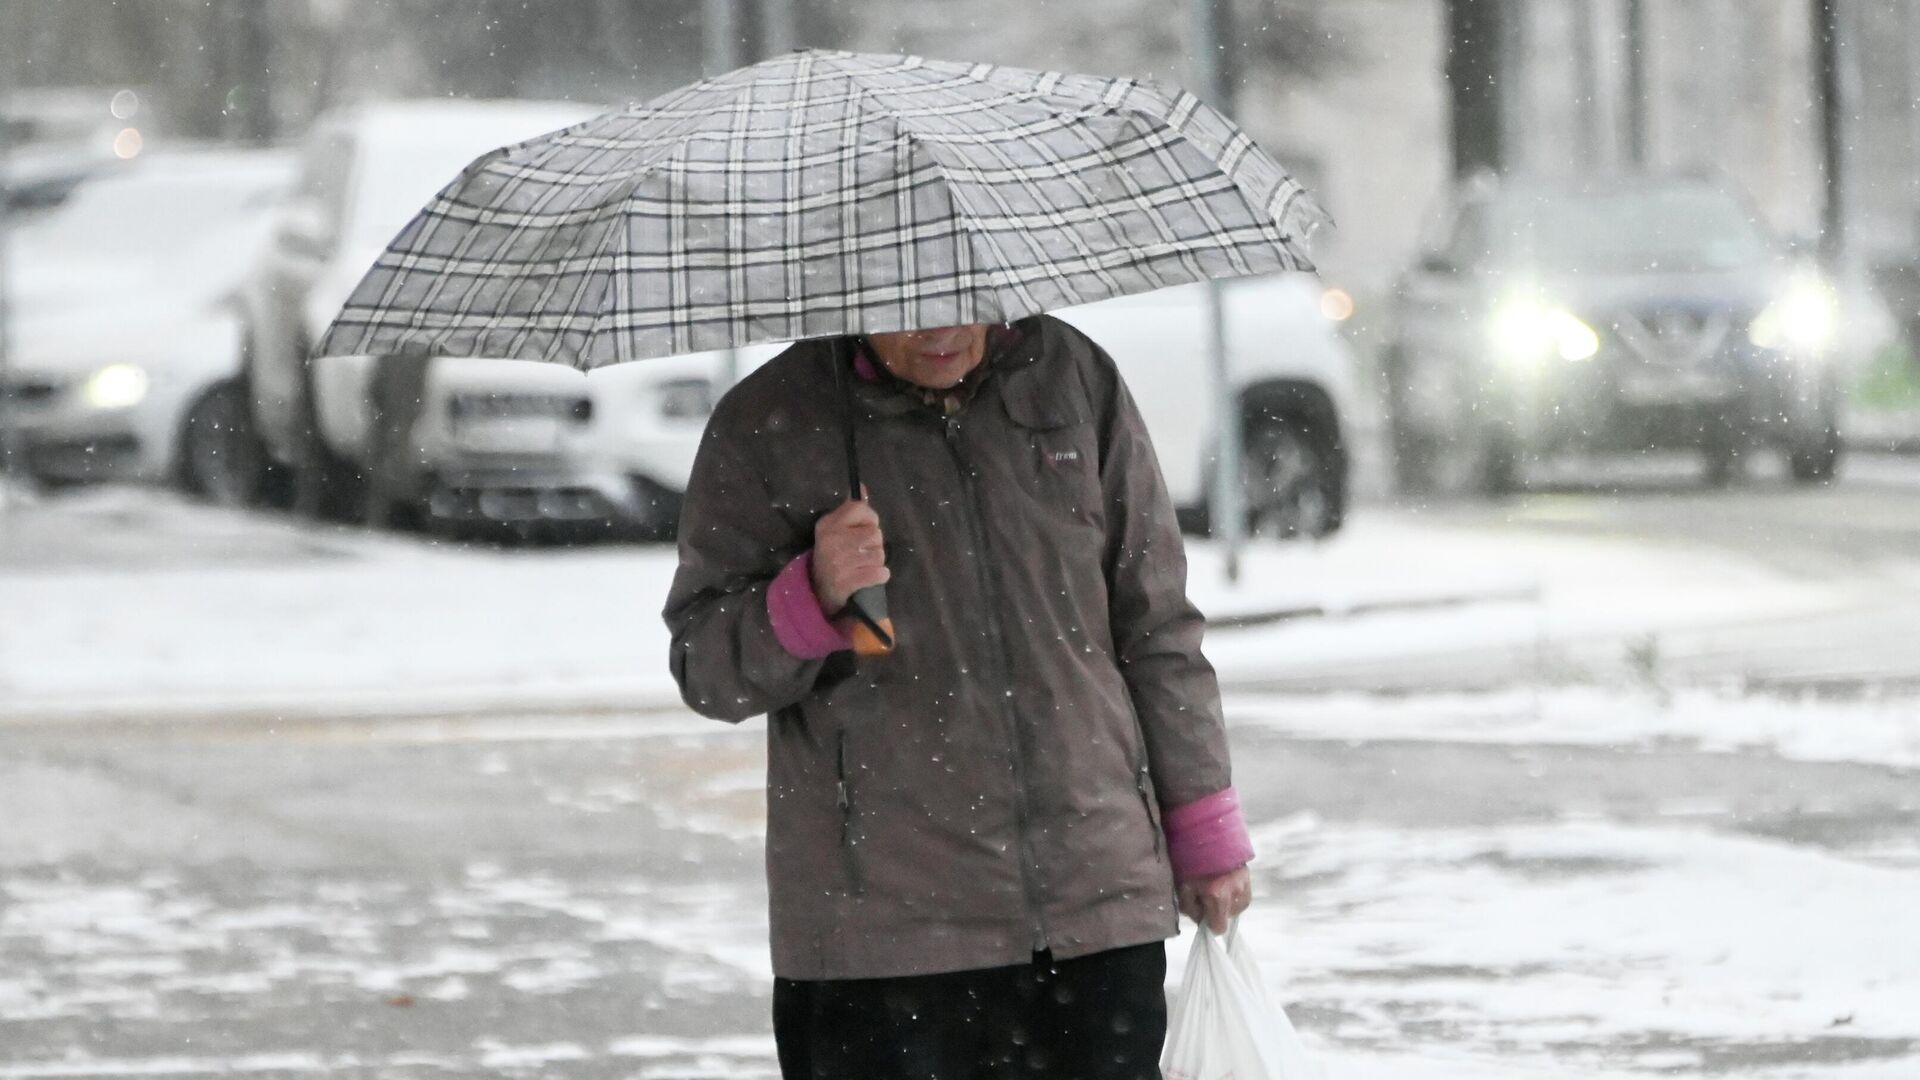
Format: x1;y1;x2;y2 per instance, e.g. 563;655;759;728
836;731;864;895
1136;762;1163;856
943;413;1050;952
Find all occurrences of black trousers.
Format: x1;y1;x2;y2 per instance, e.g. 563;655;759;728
773;942;1167;1080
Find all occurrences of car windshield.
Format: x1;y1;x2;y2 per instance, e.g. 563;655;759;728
1499;187;1775;273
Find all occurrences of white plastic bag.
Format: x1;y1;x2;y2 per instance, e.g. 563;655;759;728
1162;920;1318;1080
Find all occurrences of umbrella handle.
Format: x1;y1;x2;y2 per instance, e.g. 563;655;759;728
844;584;895;655
833;338;895;656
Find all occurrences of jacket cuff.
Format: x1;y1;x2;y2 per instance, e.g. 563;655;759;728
767;551;852;660
1163;787;1254;883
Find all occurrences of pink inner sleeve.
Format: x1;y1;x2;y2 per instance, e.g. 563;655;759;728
1162;787;1254;883
766;551;852;660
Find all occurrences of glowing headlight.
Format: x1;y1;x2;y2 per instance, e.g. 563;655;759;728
1749;273;1839;352
1491;295;1600;365
84;363;151;409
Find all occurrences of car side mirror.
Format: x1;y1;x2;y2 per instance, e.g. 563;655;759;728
275;198;334;260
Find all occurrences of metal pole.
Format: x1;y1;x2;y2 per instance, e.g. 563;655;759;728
704;0;744;389
0;3;16;507
1188;0;1243;583
1910;0;1920;247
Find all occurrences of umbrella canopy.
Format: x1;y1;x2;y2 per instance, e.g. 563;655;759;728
316;49;1326;369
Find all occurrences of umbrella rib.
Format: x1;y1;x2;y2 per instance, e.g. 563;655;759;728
827;63;1053;322
890;62;1131;313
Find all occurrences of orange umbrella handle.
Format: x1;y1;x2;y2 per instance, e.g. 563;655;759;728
844;584;895;656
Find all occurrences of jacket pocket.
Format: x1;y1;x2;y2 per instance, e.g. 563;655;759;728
1000;388;1102;525
836;730;866;895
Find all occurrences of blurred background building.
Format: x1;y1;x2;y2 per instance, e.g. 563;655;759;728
5;0;1915;293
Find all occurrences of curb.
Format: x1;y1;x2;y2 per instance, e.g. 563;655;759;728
0;688;692;732
1207;585;1539;631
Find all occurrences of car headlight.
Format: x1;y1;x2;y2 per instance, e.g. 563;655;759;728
1749;272;1839;352
1320;287;1356;322
1491;294;1600;366
83;363;151;409
657;377;715;420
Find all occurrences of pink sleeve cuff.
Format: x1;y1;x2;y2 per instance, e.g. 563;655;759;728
767;551;853;660
1163;787;1254;883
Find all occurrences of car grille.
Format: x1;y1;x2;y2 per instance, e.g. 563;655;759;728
446;392;592;423
1609;307;1743;368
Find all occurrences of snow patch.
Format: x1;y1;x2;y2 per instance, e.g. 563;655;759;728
1229;687;1920;768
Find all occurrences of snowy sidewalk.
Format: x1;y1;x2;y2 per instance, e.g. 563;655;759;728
0;487;1886;726
0;490;1541;726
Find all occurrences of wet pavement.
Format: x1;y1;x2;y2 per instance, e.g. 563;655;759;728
2;710;1914;1078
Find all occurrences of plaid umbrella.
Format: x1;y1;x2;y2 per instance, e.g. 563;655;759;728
315;48;1325;368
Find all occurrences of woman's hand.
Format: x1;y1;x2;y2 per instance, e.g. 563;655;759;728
811;492;890;613
1178;865;1252;934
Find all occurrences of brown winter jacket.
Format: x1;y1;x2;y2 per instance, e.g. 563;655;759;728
663;314;1233;980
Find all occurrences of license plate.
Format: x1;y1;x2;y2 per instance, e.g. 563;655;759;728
451;415;564;453
1618;369;1734;404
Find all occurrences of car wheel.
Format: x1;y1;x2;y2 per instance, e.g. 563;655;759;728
177;379;270;506
1241;416;1342;540
1702;414;1747;488
289;354;367;522
291;429;366;521
1390;425;1440;497
1383;344;1439;497
1476;428;1521;497
1788;422;1843;483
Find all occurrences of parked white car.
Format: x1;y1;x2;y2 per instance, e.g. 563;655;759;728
594;275;1362;540
234;98;712;531
1058;276;1361;537
1;149;292;495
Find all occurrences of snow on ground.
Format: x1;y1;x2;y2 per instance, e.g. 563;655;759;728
1;536;685;720
1216;816;1920;1067
0;487;1877;727
3;745;1911;1079
1230;687;1920;769
9;490;1915;767
1194;516;1853;683
1;491;1551;720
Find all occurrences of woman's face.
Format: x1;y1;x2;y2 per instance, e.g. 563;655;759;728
866;324;989;389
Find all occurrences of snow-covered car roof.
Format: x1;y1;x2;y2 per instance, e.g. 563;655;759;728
12;146;296;311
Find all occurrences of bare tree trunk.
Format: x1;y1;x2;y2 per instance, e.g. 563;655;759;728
1572;0;1603;172
761;0;798;55
703;0;743;74
225;0;276;144
1811;0;1844;265
1623;0;1649;169
1446;0;1510;177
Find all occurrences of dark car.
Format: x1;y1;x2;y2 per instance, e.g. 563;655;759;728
1384;176;1845;494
